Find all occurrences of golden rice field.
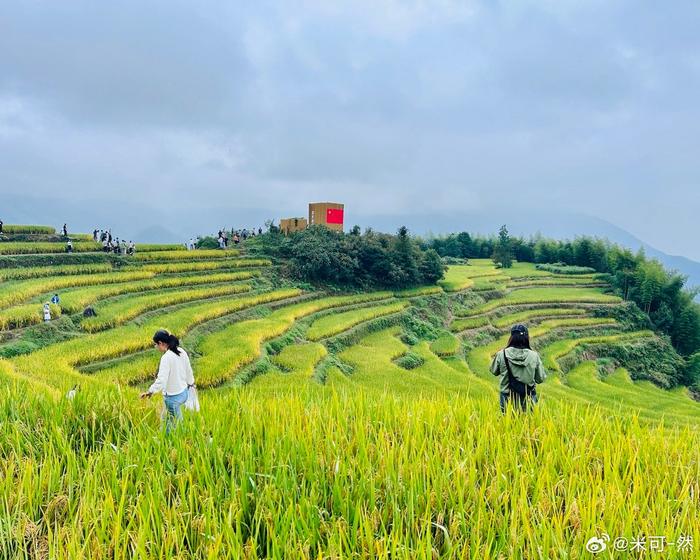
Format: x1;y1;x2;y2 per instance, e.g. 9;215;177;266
0;231;698;559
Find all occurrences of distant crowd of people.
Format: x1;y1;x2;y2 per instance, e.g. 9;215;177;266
215;227;263;249
92;228;135;255
185;227;264;250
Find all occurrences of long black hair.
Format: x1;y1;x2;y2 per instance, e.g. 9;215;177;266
153;329;181;355
506;331;531;350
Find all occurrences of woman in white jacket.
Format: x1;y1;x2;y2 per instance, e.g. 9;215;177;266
140;329;195;432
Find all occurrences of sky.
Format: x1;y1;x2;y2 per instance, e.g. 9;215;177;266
1;1;699;259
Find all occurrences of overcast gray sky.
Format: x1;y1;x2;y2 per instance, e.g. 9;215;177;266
1;1;699;259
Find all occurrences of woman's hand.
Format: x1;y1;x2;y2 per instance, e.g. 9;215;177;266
140;391;152;399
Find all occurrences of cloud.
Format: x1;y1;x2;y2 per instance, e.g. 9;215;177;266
0;0;699;259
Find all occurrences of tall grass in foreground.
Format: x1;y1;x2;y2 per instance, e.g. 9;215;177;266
0;384;697;559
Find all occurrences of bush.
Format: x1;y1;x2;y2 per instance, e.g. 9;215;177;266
394;352;425;370
276;226;445;290
195;236;220;249
536;263;597;274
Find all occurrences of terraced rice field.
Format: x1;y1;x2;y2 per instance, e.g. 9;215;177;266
0;230;698;558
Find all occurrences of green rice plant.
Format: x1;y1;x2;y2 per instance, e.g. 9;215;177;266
56;271;257;313
81;283;254;332
394;286;443;297
68;233;95;241
195;292;392;387
429;332;460;356
0;241;102;255
0;302;61;330
450;315;491;332
332;327;489;395
459;287;621;317
272;342;328;375
438;265;503;292
137;259;271;273
2;384;698;558
134;244;186;252
249;343;328;391
564;362;700;422
93;354;160;387
133;249;240;261
0;263;113;281
10;289;303;393
1;224;56;234
495;261;557;278
536;263;598;274
538;317;617;330
492;307;588;328
306;301;408;341
0;271;156;309
471;274;510;291
540;331;655;373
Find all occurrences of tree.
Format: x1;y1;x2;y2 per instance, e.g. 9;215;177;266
419;249;446;284
492;225;514;268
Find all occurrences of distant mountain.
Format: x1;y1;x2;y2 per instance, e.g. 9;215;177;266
133;225;184;245
3;193;697;299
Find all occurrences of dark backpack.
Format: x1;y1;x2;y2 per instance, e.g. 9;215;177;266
503;350;536;398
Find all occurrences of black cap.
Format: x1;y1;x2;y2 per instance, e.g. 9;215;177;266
511;323;528;335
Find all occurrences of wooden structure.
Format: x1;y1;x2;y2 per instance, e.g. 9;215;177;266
279;217;308;235
308;202;344;232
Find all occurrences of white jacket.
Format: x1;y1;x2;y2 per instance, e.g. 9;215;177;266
148;347;195;396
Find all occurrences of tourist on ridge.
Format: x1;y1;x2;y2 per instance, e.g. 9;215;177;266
66;240;73;253
0;219;4;234
62;223;68;237
51;293;60;305
140;330;196;433
490;324;546;413
43;302;51;322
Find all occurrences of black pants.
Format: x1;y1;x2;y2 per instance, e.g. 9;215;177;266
500;388;537;413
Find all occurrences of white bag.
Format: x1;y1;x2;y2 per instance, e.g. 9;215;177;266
184;385;200;412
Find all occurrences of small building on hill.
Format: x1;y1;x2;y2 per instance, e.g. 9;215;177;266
308;202;344;232
280;217;308;235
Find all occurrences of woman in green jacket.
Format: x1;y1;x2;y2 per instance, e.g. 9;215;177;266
490;324;547;412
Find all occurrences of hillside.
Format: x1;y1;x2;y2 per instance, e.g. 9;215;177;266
0;224;698;558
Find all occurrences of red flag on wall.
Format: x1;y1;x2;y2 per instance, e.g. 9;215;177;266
326;208;344;224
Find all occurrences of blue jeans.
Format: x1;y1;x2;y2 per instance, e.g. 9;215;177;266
163;389;188;433
500;389;538;413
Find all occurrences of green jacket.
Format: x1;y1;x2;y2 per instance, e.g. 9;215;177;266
490;347;547;394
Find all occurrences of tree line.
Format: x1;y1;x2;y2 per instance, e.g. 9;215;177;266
427;228;700;358
257;225;445;290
